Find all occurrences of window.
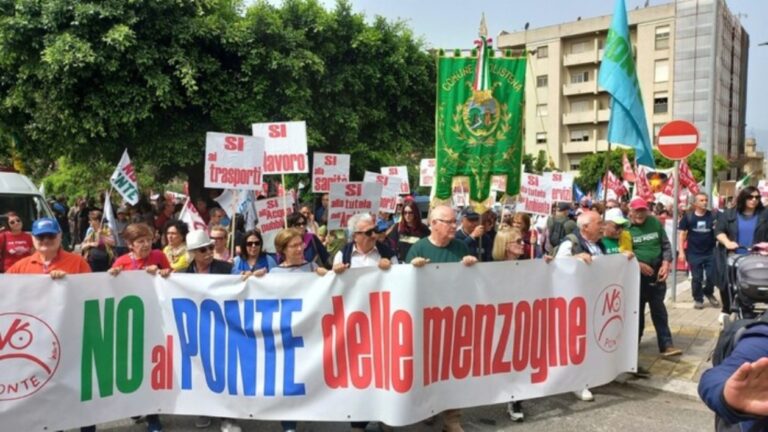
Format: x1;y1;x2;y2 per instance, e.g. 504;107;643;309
571;40;590;54
571;100;590;112
570;130;590;142
536;104;548;117
654;59;669;82
536;132;547;144
571;71;589;84
570;161;581;170
655;26;670;50
653;92;669;114
536;74;548;87
537;46;548;58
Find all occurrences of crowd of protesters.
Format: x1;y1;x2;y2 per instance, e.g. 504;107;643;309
3;185;768;431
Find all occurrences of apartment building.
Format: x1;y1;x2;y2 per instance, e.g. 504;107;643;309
496;0;748;177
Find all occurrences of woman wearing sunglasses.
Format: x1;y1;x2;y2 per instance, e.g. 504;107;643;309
232;229;276;276
0;211;34;273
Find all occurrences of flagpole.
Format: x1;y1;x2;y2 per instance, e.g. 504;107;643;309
281;174;288;227
230;190;238;260
602;142;612;219
670;160;680;302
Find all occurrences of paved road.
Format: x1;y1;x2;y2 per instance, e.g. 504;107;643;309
77;382;713;432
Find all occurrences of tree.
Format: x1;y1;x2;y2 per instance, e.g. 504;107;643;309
575;148;729;192
0;0;435;195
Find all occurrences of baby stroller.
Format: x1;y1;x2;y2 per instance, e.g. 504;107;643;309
725;244;768;321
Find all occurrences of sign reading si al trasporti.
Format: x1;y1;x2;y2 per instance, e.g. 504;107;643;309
252;121;309;174
312;153;350;193
205;132;265;190
328;182;382;230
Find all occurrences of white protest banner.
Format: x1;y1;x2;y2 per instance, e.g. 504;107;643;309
205;132;265;190
109;149;139;205
518;173;552;216
452;178;469;208
381;166;410;195
179;198;208;232
0;256;638;431
363;171;402;214
419;159;436;188
545;172;574;203
312;153;350;193
328;182;382;230
252;121;309;174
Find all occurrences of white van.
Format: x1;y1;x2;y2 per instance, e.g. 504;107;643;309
0;171;54;229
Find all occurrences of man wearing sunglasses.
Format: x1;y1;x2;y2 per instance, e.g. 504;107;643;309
6;217;90;278
332;213;397;274
184;230;233;275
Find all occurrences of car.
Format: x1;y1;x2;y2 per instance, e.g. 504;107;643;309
0;171;54;230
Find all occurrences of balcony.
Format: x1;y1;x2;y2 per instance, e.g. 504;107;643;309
563;140;596;154
563;111;596;125
597;140;610;151
597;109;610;122
564;50;598;66
563;81;597;96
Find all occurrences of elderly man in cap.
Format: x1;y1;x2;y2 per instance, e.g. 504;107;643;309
546;202;577;254
7;217;90;277
628;197;682;357
602;208;634;256
454;208;492;261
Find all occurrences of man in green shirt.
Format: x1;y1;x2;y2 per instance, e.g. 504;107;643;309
406;204;477;432
627;197;682;357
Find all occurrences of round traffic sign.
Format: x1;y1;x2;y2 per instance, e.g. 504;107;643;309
656;120;699;160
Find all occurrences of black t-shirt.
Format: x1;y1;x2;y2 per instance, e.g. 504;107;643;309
678;211;716;254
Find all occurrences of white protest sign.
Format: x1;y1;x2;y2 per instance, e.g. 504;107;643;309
179;198;208;231
518;173;552;216
110;149;139;205
545;172;574;203
205;132;265;190
490;175;507;192
381;166;410;195
252;121;309;174
419;159;436;187
255;195;295;254
364;171;402;214
452;178;469;208
328;182;382;230
312;153;350;193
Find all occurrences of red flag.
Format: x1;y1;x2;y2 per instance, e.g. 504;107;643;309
679;160;700;194
605;170;628;197
635;165;655;201
662;174;675;196
622;152;636;183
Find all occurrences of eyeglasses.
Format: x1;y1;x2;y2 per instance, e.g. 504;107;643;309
292;222;307;227
211;236;225;241
507;239;524;246
434;218;457;225
35;233;57;241
246;241;261;247
354;228;376;237
403;210;414;215
194;245;214;252
749;195;760;200
8;219;20;225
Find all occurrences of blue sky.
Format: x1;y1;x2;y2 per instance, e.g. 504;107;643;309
282;0;768;150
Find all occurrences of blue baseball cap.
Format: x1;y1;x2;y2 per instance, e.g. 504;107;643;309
31;217;61;236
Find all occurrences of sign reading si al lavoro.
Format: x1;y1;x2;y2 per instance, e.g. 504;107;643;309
252;121;309;174
204;132;265;190
0;257;638;431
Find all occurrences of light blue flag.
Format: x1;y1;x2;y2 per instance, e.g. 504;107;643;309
596;179;604;201
598;0;655;168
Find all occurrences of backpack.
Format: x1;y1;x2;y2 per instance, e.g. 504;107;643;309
711;312;768;431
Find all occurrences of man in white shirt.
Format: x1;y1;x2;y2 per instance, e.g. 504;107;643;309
332;212;397;272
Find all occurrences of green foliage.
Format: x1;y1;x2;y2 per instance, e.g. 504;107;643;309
522;150;549;175
575;148;729;192
0;0;435;190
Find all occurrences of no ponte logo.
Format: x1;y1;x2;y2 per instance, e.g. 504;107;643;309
0;313;61;401
593;285;624;353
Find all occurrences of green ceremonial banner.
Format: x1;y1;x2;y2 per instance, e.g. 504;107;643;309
435;53;525;204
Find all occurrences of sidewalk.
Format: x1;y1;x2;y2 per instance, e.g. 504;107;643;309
622;274;722;398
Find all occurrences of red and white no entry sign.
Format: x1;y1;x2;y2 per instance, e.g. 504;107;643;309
656;120;699;160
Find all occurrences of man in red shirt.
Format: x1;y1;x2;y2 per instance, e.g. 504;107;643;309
7;217;90;277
